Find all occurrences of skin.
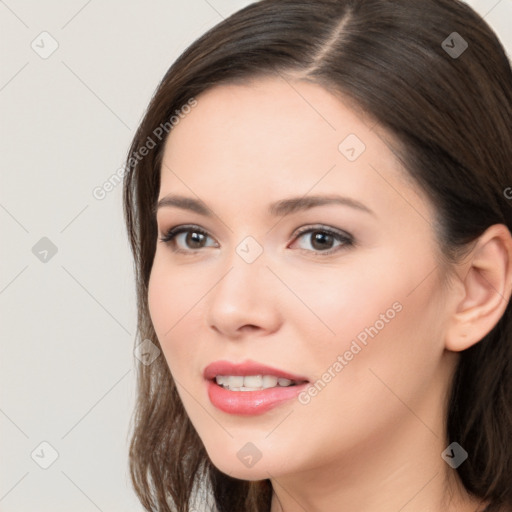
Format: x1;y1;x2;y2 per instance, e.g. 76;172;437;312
148;76;512;512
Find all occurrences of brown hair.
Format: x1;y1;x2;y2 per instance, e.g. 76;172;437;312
123;0;512;510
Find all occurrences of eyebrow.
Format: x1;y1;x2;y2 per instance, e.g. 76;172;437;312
155;194;374;217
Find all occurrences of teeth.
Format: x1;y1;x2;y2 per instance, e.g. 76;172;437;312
262;375;278;388
244;375;263;387
215;374;297;391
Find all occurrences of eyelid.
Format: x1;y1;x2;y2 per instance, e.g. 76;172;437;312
291;224;353;241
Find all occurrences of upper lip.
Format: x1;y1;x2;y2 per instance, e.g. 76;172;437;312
203;359;309;382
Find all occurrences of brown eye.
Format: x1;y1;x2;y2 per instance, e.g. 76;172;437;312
310;231;336;251
290;226;354;255
159;225;218;252
184;231;207;249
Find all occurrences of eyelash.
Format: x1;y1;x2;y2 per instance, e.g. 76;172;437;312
158;224;355;257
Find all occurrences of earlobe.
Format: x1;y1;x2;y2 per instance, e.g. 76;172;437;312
445;224;512;352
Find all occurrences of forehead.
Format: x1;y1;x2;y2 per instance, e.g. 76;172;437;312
163;77;372;172
159;76;428;219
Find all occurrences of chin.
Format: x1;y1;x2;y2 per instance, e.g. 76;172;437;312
211;461;271;481
206;445;293;481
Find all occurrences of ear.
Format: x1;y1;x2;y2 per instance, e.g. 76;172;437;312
445;224;512;352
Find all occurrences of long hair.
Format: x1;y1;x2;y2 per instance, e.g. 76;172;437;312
123;1;512;510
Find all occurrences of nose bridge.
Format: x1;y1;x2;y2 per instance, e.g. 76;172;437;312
212;244;266;308
206;239;280;335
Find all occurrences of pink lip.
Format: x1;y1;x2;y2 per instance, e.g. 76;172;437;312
203;359;309;416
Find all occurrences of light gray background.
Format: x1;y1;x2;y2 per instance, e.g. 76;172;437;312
1;1;511;510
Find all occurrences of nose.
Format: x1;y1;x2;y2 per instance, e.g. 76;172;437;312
206;255;282;339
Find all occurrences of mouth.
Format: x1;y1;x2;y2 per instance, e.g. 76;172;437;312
203;360;310;415
213;374;308;391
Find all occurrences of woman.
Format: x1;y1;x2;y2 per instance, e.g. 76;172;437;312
123;0;512;510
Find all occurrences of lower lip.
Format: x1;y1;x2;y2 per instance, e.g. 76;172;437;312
206;380;308;415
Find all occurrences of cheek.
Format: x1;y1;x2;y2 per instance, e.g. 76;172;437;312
275;255;406;353
303;270;447;424
147;255;211;374
148;252;199;329
147;257;188;358
147;260;171;338
281;277;447;469
288;249;447;401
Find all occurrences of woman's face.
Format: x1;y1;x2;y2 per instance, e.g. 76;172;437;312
148;76;457;482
